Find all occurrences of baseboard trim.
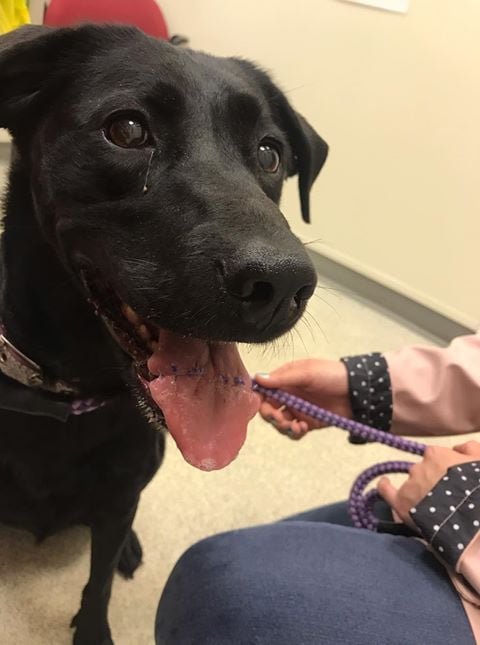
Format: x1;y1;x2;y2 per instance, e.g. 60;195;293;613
308;250;476;343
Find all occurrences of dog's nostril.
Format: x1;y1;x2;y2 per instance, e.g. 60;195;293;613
243;281;274;304
295;284;316;304
229;276;274;304
289;284;315;316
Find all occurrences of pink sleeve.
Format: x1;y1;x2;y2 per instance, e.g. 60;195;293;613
384;333;480;436
458;533;480;595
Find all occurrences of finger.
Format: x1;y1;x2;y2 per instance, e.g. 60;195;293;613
377;477;398;509
259;401;286;419
260;400;318;431
254;372;273;386
290;418;309;437
270;418;296;433
279;426;306;441
259;402;292;421
422;445;435;460
272;408;294;424
408;462;422;478
423;445;453;460
299;420;309;433
453;440;480;455
264;409;296;432
378;478;418;528
254;364;311;390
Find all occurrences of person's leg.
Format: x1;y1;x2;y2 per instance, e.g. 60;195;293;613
282;499;392;525
155;522;474;645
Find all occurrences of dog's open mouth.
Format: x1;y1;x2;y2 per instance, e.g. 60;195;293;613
83;272;259;471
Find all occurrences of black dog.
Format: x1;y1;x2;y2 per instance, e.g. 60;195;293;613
0;24;328;644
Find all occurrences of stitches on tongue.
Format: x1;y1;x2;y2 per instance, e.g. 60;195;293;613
145;337;259;471
108;303;257;470
147;364;246;386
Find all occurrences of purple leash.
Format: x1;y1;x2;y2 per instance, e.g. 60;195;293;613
251;381;426;532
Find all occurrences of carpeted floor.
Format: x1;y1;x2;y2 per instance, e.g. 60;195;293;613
0;276;471;644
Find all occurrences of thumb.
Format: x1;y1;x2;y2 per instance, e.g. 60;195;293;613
453;440;480;456
253;372;273;386
254;363;310;390
377;476;398;509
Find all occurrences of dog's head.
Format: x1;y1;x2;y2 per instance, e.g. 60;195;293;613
0;25;328;470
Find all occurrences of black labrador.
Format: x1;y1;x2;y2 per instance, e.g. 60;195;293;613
0;24;328;644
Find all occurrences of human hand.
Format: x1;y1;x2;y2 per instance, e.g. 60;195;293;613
378;441;480;527
255;359;351;439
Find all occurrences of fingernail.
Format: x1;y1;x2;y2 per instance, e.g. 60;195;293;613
266;417;279;428
255;372;270;379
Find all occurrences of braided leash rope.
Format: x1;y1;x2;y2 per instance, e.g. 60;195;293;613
251;380;426;530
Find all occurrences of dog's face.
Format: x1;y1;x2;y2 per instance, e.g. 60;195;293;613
0;25;328;470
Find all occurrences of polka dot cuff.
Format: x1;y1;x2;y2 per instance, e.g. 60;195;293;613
341;353;393;432
411;461;480;567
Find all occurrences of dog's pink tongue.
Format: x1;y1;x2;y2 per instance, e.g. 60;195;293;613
146;334;259;471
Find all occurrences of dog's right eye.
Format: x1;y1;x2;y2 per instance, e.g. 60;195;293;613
105;115;150;148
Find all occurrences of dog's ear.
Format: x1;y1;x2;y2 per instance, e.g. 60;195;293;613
0;25;65;130
232;60;328;224
0;24;137;134
277;104;329;224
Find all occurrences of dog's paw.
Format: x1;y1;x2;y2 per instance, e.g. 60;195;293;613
74;636;113;645
117;528;143;579
71;611;114;645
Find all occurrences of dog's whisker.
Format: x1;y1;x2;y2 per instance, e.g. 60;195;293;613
290;325;306;356
314;284;346;297
304;310;328;344
298;315;316;345
282;84;307;94
311;292;341;317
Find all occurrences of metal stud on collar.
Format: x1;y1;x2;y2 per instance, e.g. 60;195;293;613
0;327;106;415
0;326;76;396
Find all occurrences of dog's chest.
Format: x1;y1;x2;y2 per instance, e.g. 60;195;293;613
0;400;160;537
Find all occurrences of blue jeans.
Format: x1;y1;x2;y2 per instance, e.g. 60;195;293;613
155;502;474;644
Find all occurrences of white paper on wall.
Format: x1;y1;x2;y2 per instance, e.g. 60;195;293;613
339;0;409;13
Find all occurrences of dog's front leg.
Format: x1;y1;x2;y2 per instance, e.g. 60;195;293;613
71;500;139;645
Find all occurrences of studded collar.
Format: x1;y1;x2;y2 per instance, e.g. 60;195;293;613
0;324;106;418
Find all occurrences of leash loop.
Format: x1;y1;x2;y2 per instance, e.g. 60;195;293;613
252;381;426;530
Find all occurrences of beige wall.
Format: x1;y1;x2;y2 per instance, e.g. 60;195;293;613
0;146;9;191
2;2;478;326
160;0;480;329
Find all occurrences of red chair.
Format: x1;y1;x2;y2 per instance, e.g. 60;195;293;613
44;0;171;39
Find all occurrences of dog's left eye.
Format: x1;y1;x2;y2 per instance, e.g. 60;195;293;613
105;115;150;148
258;141;281;173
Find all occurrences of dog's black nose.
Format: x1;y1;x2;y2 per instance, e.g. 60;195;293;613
222;246;317;329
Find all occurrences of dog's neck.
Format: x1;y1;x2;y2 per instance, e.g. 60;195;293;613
0;155;126;396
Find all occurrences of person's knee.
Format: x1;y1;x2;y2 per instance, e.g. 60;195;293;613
155;530;257;644
155;523;354;644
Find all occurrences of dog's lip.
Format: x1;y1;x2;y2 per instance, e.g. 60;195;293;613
79;268;235;373
79;269;154;363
